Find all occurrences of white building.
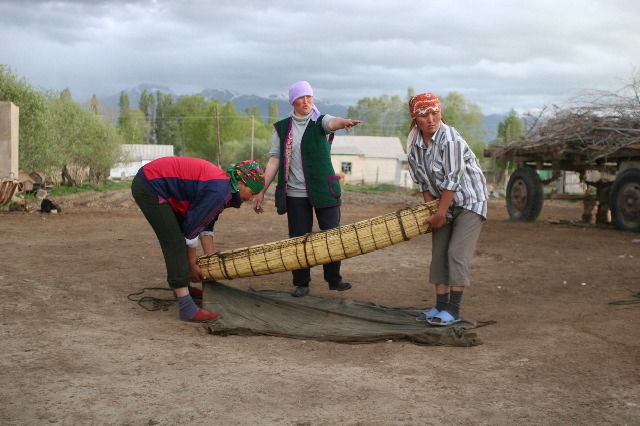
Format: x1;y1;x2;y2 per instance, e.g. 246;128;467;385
109;144;174;179
330;136;412;187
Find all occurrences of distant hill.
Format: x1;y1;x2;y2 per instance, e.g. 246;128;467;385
482;113;506;143
98;84;348;121
96;84;502;142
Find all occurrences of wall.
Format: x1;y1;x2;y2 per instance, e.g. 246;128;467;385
0;102;19;180
331;155;401;185
109;144;174;179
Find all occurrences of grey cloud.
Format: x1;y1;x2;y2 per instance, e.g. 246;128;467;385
1;0;639;114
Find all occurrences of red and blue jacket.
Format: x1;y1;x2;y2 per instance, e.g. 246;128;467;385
137;157;235;240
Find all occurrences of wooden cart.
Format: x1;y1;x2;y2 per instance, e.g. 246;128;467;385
485;119;640;232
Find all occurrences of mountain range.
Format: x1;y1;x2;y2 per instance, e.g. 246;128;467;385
98;84;504;142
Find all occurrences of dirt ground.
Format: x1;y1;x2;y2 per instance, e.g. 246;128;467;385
1;188;639;425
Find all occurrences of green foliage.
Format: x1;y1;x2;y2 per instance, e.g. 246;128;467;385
48;94;123;182
170;94;215;159
117;91;150;143
440;91;487;157
48;180;131;196
138;89;156;143
152;94;274;167
497;108;525;144
343;183;401;193
89;94;100;115
155;91;178;147
347;94;409;139
0;65;53;173
268;101;279;124
489;109;526;186
0;66;123;183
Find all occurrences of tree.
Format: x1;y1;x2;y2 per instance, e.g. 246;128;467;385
347;94;406;138
117;91;150;143
0;65;55;174
155;91;178;148
60;88;72;101
497;109;525;144
138;89;156;143
268;101;279;124
0;66;123;183
89;94;100;115
170;94;215;159
49;95;122;184
490;109;526;187
440;92;487;157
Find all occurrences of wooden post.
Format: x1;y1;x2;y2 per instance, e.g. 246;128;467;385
251;115;255;160
215;105;221;167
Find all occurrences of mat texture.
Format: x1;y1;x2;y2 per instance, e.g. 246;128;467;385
198;201;439;281
202;281;482;346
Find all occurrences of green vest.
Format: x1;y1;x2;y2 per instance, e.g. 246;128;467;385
273;115;342;214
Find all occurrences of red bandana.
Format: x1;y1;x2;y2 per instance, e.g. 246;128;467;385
408;93;441;118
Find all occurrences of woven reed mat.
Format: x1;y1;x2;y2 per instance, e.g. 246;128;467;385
198;201;439;281
202;281;482;347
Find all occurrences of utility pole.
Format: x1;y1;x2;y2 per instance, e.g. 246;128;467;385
215;105;221;167
250;115;255;160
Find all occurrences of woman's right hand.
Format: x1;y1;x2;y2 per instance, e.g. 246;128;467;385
253;191;265;213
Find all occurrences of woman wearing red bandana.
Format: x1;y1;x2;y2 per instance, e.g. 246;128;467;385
407;93;488;326
132;157;265;322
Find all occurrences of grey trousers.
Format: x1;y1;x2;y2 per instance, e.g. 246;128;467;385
429;207;483;286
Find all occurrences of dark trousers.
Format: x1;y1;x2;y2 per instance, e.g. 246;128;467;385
131;175;189;289
286;196;342;287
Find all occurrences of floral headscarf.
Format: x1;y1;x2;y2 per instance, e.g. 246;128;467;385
408;93;441;118
226;160;265;194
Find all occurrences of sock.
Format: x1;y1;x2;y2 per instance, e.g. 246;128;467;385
435;293;449;312
189;286;203;298
177;294;198;319
447;290;464;318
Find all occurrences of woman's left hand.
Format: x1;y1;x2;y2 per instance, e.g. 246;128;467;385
424;212;447;230
189;263;205;282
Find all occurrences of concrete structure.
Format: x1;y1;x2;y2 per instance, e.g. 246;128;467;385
109;144;174;179
0;102;19;205
0;102;19;180
556;171;586;194
331;136;409;187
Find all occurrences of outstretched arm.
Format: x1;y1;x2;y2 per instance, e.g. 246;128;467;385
328;117;361;132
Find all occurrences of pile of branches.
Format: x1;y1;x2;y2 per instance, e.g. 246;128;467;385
493;75;640;162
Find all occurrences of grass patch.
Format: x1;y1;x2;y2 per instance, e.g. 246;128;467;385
49;180;132;196
343;183;403;193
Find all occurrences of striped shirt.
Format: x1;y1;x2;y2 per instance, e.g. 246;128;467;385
407;122;488;219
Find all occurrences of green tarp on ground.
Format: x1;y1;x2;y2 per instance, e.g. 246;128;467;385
202;281;482;347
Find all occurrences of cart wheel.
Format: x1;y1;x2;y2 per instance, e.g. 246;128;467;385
506;167;544;221
610;167;640;232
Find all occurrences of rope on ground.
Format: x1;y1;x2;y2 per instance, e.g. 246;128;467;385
127;287;176;311
608;289;640;306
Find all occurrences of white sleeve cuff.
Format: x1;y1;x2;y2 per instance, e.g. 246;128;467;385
185;237;199;248
199;230;215;238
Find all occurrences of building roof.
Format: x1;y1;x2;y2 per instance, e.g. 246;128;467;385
331;136;406;160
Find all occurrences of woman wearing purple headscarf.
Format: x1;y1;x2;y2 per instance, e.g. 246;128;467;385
253;81;361;297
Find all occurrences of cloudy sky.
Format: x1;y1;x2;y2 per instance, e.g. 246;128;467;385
1;0;639;114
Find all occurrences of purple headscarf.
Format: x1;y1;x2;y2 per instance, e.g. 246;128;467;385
288;80;321;120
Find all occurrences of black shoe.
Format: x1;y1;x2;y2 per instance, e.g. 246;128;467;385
291;286;309;297
329;281;352;291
